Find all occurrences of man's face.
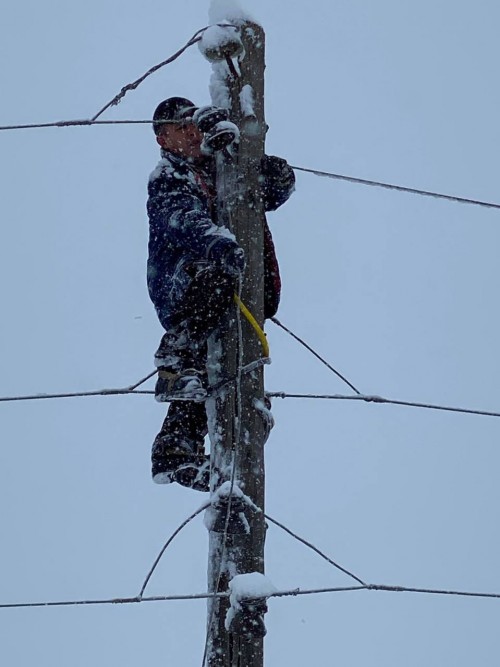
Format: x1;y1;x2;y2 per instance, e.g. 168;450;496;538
156;121;204;158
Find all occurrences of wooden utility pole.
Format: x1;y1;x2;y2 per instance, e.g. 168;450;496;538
205;20;268;667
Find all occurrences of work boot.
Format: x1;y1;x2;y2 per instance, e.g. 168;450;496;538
155;367;207;402
152;401;209;490
154;327;207;402
174;457;210;492
152;437;209;491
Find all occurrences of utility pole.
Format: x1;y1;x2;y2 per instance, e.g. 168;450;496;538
203;18;268;667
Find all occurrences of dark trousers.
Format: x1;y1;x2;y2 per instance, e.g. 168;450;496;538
154;267;235;452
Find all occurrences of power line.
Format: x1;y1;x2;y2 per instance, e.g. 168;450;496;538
1;123;499;216
0;359;268;404
1;116;498;214
139;502;209;598
0;387;153;403
91;27;208;121
292;165;500;211
0;369;156;403
3;582;500;611
2;386;500;422
0;592;218;609
1;20;495;665
270;317;361;394
268;391;500;420
0;118;199;132
137;503;367;602
0;119;161;132
127;370;157;391
265;514;366;586
2;126;499;216
0;23;238;133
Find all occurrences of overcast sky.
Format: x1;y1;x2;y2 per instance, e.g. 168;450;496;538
2;1;500;665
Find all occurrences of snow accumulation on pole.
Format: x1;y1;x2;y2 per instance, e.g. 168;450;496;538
208;0;258;25
202;2;268;666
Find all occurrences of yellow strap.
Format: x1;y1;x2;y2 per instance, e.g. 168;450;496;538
233;293;270;358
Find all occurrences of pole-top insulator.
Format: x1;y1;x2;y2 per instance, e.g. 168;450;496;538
199;24;244;63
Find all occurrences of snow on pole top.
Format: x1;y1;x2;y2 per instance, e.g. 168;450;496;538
199;24;243;62
208;0;257;25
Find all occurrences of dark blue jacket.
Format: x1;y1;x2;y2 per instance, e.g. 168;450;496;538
147;150;294;330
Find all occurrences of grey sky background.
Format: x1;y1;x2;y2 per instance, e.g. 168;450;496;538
1;1;500;665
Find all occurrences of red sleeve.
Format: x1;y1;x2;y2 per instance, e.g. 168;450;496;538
263;220;281;319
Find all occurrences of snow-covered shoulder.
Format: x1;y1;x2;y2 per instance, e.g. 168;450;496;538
148;157;174;183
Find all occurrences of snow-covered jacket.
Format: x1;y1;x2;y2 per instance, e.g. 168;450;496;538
147;150;294;329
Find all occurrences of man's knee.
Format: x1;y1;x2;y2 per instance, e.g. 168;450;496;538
179;266;235;332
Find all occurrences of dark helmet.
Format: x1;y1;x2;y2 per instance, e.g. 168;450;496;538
152;97;198;135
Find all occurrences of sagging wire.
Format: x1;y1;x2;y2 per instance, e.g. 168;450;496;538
137;506;366;607
291;165;500;211
265;514;367;587
0;24;238;132
91;25;232;121
138;502;210;599
270;316;361;394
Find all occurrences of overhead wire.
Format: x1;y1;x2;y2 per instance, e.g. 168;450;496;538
137;504;367;605
90;27;208;121
0;13;496;215
0;359;268;403
3;582;500;611
265;514;366;586
1;21;498;649
2;384;500;422
270;316;361;394
0;23;236;133
0;388;152;403
2;115;499;213
127;370;157;391
268;391;500;419
291;165;500;211
0;119;164;131
138;502;210;599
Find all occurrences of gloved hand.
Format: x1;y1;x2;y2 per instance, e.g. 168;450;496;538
220;244;245;276
207;237;245;276
261;155;295;188
260;155;295;211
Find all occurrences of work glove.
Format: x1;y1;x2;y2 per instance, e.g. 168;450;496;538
260;155;296;211
193;106;240;153
220;244;245;276
208;238;245;276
